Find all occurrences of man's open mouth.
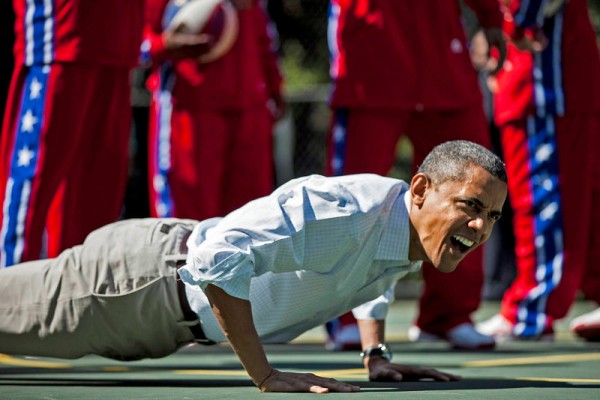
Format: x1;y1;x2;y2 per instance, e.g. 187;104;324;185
451;235;475;253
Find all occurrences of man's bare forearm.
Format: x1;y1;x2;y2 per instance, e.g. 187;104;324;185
204;284;273;386
357;319;385;348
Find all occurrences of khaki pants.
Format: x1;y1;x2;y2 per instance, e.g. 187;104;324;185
0;218;198;360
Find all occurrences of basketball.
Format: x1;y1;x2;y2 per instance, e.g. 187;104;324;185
163;0;239;63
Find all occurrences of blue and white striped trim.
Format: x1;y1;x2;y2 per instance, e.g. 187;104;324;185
327;1;341;79
152;63;177;218
0;66;50;268
329;109;348;176
533;6;565;117
514;114;564;337
139;39;153;68
514;0;547;28
24;0;55;66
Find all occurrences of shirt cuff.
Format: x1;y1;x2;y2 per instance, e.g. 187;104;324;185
178;252;255;300
352;287;395;320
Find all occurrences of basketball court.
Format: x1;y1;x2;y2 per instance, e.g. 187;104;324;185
1;300;598;399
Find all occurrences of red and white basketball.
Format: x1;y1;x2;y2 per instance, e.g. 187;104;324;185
164;0;239;63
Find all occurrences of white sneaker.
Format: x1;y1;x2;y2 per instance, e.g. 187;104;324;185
446;323;496;350
476;314;514;342
569;307;600;342
408;323;495;350
407;325;443;342
477;314;555;342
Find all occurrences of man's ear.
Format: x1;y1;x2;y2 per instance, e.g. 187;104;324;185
410;173;431;206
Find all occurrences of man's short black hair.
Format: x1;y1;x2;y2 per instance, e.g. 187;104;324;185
417;140;507;185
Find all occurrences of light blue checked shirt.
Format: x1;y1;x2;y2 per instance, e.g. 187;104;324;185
179;174;422;343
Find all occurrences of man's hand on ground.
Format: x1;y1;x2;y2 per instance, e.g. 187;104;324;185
258;369;361;393
366;357;462;382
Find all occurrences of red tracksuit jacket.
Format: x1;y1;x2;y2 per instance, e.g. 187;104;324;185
143;0;282;110
329;0;503;110
12;0;144;67
493;0;600;124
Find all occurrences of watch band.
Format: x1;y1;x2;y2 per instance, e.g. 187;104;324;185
360;343;392;361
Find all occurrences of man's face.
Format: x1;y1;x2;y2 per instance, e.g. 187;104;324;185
409;165;507;273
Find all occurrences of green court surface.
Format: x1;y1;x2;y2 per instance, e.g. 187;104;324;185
1;300;599;399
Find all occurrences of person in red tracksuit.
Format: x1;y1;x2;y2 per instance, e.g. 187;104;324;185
325;0;507;350
477;0;600;342
142;0;284;221
0;0;145;267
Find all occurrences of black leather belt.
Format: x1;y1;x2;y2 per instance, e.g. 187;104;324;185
176;277;216;345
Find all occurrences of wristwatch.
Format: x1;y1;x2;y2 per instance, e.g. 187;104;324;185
360;343;392;361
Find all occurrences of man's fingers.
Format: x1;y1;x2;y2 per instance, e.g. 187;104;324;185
483;27;506;75
262;372;359;393
372;364;461;383
387;371;404;382
418;367;461;382
369;369;403;382
309;385;329;394
426;369;452;381
315;377;359;392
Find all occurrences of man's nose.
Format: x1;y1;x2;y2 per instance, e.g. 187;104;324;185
468;216;485;232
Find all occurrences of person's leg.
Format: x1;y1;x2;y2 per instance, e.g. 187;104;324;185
324;108;408;349
326;108;409;176
0;219;197;359
148;69;229;221
0;64;95;266
147;65;176;218
481;114;576;339
169;109;229;220
0;254;93;358
408;106;492;346
541;113;594;323
579;115;600;305
45;66;132;255
222;106;274;215
571;169;600;348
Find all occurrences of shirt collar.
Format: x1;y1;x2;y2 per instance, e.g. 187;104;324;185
375;183;411;261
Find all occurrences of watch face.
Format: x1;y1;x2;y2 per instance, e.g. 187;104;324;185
361;343;392;361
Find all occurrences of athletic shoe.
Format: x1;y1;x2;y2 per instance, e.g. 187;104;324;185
476;314;555;342
476;314;513;342
569;307;600;342
446;323;496;350
407;325;443;342
408;323;496;350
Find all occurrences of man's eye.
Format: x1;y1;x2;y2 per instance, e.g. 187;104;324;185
464;200;476;208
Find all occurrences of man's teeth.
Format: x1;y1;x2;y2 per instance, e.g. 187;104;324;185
453;235;475;248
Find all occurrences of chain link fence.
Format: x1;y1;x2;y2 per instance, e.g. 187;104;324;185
267;1;331;183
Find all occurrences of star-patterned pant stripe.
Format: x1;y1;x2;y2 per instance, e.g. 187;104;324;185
151;63;176;218
328;109;348;177
533;7;565;118
514;114;564;337
0;66;49;268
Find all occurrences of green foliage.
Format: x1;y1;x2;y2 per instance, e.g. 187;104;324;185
281;40;329;92
590;0;600;35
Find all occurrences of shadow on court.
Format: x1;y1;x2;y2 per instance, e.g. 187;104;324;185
1;301;599;399
1;375;598;391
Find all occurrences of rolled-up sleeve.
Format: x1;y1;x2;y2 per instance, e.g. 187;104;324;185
351;286;396;320
178;250;257;300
